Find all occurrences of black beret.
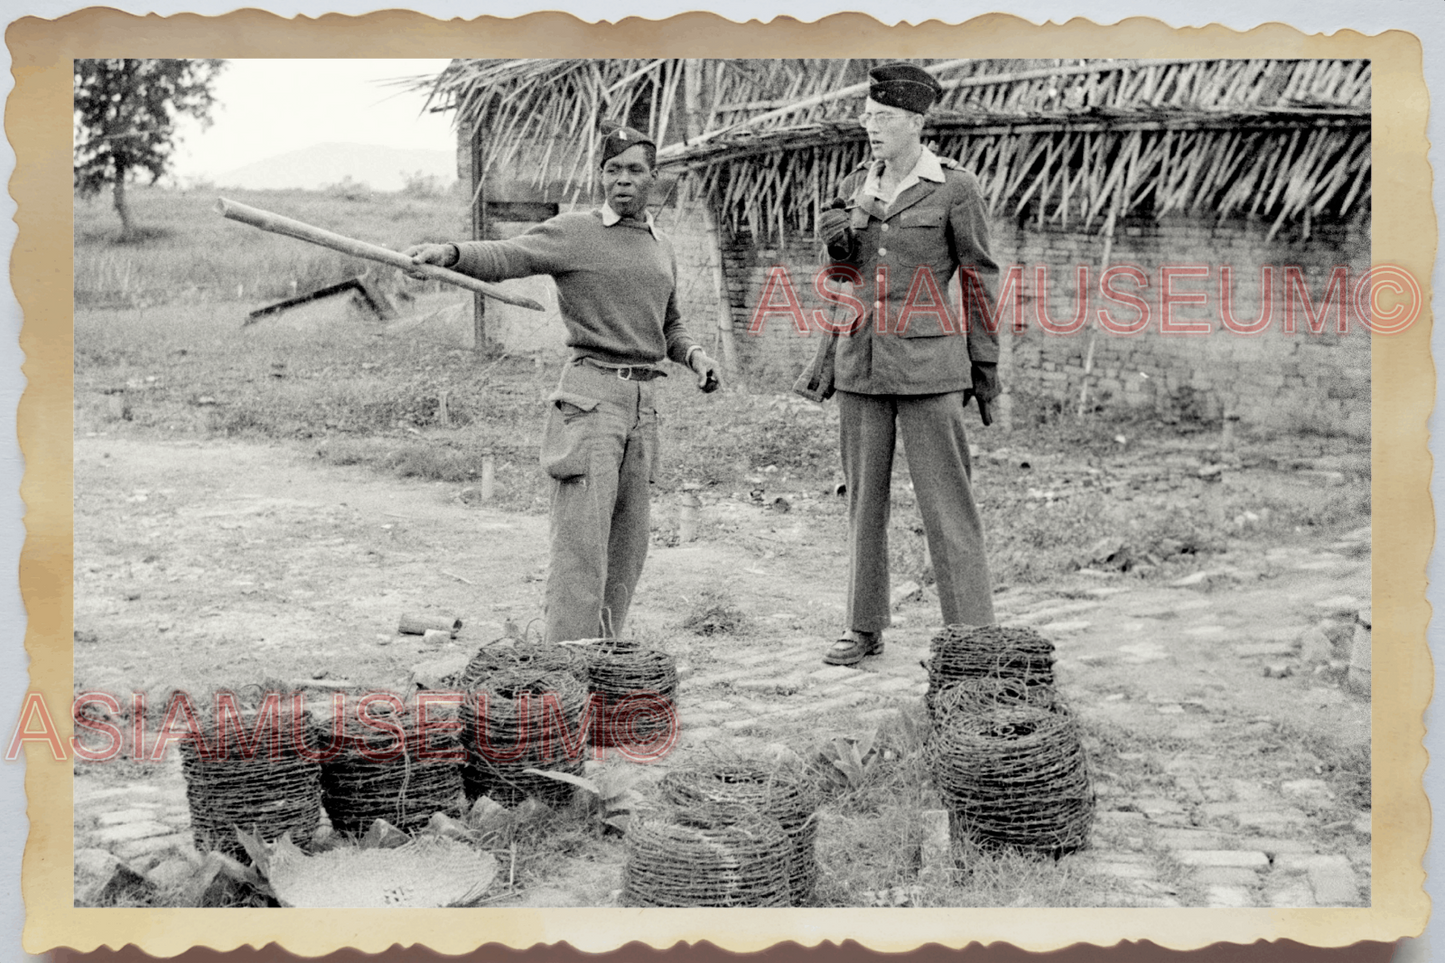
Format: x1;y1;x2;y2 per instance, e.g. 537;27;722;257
868;61;943;115
600;125;656;164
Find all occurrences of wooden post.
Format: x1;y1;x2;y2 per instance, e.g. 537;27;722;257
704;205;741;380
480;454;496;502
470;120;488;352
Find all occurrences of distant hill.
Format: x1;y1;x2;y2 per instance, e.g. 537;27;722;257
214;142;457;193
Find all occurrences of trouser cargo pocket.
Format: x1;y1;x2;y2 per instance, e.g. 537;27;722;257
540;390;599;480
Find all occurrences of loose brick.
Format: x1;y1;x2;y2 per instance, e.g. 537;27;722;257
1205;885;1255;908
1238;837;1319;856
1194;866;1262;887
1267;880;1317;908
1306;855;1360;905
1234;809;1311;830
1175;850;1270;868
146;856;198;891
92;820;173;846
95;807;163;828
1154;829;1229;850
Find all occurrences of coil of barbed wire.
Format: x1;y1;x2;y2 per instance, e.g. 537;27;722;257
317;695;466;835
461;669;588;806
455;640;590;689
660;761;821;905
623;801;792;908
924;624;1056;719
930;674;1062;720
585;642;678;748
179;695;322;859
927;701;1093;855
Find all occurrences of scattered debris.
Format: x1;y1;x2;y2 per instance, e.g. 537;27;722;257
397;613;463;637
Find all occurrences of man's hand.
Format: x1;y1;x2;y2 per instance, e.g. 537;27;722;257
689;349;722;393
963;361;1000;426
401;243;459;278
818;206;852;249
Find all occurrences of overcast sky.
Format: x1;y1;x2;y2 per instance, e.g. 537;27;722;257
168;59;457;183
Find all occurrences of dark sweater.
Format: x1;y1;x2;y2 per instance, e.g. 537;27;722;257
453;210;698;367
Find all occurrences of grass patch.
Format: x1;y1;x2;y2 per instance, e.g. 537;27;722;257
75;185;1369;588
681;588;748;637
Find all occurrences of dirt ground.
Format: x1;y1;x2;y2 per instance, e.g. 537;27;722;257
72;430;1371;908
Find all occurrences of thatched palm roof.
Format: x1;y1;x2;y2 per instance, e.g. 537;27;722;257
414;58;1370;240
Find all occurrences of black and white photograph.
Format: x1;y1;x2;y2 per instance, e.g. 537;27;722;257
63;53;1386;917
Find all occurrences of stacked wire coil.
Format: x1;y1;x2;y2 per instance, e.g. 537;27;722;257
317;695;466;836
178;695;322;860
456;640;590;689
622;801;792;907
660;762;821;905
924;624;1056;719
585;641;678;750
461;669;588;806
926;700;1093;855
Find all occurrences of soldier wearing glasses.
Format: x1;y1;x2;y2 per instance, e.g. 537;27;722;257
813;62;1001;666
406;126;721;644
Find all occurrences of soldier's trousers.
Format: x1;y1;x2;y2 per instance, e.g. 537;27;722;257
837;390;995;634
539;363;658;643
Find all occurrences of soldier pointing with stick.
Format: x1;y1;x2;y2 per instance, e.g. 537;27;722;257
405;125;722;644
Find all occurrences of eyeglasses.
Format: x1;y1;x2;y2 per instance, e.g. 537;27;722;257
857;110;910;128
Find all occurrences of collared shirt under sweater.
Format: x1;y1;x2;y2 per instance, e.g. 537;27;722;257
452;204;698;368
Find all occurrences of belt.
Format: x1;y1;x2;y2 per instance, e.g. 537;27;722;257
574;356;667;382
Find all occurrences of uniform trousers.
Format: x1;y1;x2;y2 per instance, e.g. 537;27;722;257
540;362;659;643
837;389;996;634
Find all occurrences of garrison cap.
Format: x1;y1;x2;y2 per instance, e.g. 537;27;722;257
600;125;657;164
868;61;943;115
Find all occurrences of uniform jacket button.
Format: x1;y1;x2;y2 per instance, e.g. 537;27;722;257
878;247;888;256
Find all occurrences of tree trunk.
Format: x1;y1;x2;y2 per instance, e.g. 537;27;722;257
112;169;133;240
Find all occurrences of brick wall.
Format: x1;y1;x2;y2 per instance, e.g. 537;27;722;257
695;213;1369;438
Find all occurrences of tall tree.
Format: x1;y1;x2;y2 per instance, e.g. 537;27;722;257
73;59;225;239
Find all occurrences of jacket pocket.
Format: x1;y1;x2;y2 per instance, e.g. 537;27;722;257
539;390;599;480
899;209;945;229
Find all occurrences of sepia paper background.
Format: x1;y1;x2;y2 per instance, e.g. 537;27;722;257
5;7;1435;958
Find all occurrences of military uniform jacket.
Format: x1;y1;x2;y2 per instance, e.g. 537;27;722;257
825;157;1001;396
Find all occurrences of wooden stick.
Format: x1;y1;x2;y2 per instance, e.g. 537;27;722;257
215;198;545;312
